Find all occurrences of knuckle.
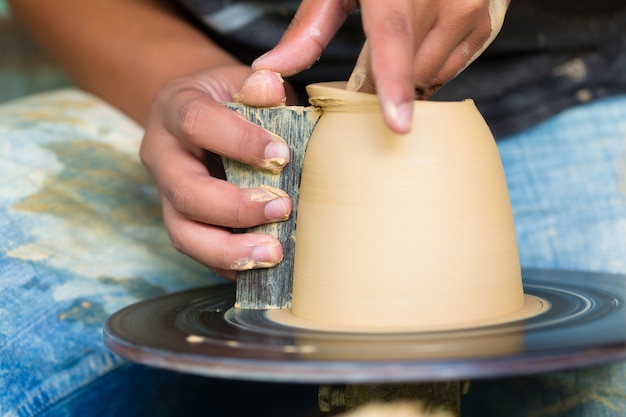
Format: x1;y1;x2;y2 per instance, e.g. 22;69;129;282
458;33;490;63
231;125;249;158
222;244;235;271
177;99;208;141
384;11;412;38
228;122;264;167
231;197;252;229
457;41;476;60
169;179;196;216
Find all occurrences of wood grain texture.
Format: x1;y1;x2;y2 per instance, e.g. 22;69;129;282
222;103;321;309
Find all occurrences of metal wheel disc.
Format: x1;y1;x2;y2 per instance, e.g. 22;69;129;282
104;269;626;383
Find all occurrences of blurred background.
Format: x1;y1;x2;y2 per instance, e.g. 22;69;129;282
0;0;71;103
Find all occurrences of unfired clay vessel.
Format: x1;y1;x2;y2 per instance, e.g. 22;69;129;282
287;82;527;332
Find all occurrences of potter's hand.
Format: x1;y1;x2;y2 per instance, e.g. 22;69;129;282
140;66;295;279
252;0;509;133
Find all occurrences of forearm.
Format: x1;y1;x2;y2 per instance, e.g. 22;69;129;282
8;0;241;123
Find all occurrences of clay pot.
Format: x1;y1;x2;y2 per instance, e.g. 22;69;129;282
289;82;524;332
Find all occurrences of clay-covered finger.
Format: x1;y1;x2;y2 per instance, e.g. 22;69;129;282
142;127;292;229
163;164;291;229
160;88;291;173
425;1;508;96
233;70;287;107
412;1;504;99
409;10;480;98
162;201;284;280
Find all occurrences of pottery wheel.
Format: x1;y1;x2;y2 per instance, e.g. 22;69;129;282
104;269;626;383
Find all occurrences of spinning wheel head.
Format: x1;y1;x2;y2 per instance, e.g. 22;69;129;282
104;269;626;383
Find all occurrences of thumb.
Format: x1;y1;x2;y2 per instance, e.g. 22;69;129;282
251;0;352;76
233;70;288;107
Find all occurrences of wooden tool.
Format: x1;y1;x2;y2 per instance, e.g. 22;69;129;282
223;41;368;309
222;103;320;309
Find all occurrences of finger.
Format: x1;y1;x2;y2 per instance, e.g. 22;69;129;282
209;267;236;281
162;199;284;278
354;2;433;95
149;138;292;228
359;0;418;133
234;69;300;107
161;88;291;173
423;30;493;99
251;0;355;75
438;0;508;82
411;10;483;98
418;2;506;99
234;70;288;107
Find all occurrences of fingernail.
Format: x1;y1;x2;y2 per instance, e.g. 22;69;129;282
262;137;290;173
244;185;291;220
384;101;413;133
234;70;286;106
264;196;290;221
252;243;282;264
231;241;282;270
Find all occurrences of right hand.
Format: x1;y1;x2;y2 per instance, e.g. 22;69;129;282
253;0;509;133
140;65;295;279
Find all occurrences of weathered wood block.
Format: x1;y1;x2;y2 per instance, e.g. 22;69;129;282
222;103;321;309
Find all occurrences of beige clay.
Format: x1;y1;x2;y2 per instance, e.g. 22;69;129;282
271;82;546;332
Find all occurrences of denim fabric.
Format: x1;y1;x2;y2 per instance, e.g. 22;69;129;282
42;365;319;417
1;90;625;416
464;94;626;417
0;91;226;417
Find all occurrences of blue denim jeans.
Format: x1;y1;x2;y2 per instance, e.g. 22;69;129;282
1;90;625;416
464;95;626;417
0;90;322;417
